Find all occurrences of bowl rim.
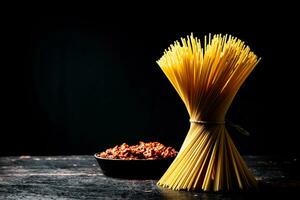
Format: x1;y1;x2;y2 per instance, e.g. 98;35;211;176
94;152;177;161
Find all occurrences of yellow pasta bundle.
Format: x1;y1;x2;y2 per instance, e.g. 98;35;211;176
157;34;260;191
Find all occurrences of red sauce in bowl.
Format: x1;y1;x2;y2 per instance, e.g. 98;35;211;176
97;141;177;160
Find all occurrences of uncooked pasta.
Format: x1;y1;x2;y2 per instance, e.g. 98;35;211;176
156;34;260;191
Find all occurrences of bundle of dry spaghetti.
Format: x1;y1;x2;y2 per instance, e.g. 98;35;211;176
156;34;260;191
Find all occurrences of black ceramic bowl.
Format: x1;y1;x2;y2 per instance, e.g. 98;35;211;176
94;153;175;179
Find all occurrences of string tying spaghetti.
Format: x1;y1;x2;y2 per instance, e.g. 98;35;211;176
189;119;225;125
189;119;250;136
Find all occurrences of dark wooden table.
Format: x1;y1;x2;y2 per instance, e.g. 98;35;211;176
1;155;299;199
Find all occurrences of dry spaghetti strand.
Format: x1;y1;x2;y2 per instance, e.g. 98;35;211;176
157;34;260;191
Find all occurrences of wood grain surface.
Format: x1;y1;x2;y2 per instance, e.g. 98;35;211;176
1;155;299;199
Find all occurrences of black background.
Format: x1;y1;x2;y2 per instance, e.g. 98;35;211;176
1;14;299;156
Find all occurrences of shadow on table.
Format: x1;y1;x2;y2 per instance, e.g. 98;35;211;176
157;180;300;200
